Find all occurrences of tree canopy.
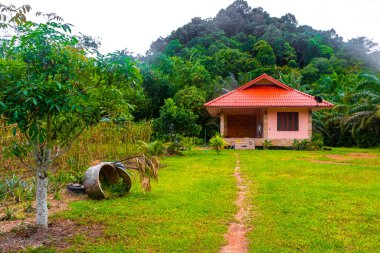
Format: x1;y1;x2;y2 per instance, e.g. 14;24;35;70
139;0;379;146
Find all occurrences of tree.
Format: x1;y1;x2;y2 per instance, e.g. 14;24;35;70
170;57;211;92
253;40;276;67
154;99;201;137
173;86;206;116
94;50;144;121
342;74;380;147
164;39;183;56
0;3;31;29
0;20;141;228
209;48;258;77
0;21;90;229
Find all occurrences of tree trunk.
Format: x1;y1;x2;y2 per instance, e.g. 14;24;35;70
36;166;48;229
35;113;52;229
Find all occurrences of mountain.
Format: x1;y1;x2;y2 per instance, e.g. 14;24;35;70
134;0;380;147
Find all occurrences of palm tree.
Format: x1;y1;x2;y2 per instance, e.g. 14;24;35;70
342;73;380;147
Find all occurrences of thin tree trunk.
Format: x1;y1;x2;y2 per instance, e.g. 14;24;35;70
35;113;52;229
36;165;48;229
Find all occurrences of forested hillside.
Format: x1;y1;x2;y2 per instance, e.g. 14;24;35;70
1;1;379;148
134;0;380;147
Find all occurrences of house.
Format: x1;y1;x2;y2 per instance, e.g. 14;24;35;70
204;73;333;149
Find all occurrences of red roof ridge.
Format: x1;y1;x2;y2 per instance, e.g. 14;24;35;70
204;73;334;108
238;73;291;91
204;73;290;107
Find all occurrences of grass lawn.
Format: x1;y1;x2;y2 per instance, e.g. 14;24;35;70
239;148;380;252
55;151;237;252
4;148;379;252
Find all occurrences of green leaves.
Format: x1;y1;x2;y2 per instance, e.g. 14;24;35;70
253;40;276;67
154;98;201;137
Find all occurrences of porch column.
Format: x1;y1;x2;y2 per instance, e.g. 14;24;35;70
263;110;268;139
308;110;312;138
220;112;225;136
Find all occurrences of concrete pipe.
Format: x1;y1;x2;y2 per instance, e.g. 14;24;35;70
83;162;131;199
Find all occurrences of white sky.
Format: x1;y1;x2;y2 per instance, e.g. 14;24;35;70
3;0;380;55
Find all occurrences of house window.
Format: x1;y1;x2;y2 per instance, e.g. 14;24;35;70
277;112;299;131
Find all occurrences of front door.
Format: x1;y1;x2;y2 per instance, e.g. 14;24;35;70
226;115;256;138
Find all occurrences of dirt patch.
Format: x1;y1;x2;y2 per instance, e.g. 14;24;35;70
0;219;76;252
307;159;351;165
0;191;87;234
0;218;103;252
346;153;379;159
325;154;350;161
220;155;251;253
325;153;378;161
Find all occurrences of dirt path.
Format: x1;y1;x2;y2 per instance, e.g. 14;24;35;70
220;154;251;253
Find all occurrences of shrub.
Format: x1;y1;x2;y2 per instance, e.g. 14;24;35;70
209;134;227;153
165;135;184;155
138;140;165;156
182;137;203;152
293;139;310;150
262;139;273;150
310;133;324;150
293;136;325;151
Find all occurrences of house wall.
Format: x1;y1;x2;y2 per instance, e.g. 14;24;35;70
267;108;311;139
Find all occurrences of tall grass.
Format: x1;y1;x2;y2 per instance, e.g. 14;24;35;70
0;120;153;178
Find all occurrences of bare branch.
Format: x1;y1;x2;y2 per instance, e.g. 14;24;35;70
16;155;35;171
52;128;84;162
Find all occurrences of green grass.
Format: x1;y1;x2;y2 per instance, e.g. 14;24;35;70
239;148;380;252
56;151;237;252
10;147;379;252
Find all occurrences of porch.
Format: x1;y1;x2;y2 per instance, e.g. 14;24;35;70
219;108;267;149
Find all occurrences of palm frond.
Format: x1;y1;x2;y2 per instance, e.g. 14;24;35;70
117;155;160;193
344;111;373;125
349;104;375;114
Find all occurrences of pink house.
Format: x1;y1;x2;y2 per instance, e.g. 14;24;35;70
204;74;333;149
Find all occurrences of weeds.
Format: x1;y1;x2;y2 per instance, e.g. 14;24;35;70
102;179;129;197
0;180;7;200
262;139;273;150
24;202;36;213
0;175;35;203
1;206;16;221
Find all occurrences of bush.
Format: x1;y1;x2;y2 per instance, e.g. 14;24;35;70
209;134;227;153
138;140;165;156
293;139;310;150
262;139;273;150
310;133;324;150
294;134;324;151
165;135;184;155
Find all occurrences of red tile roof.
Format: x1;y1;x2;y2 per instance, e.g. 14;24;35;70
204;74;334;108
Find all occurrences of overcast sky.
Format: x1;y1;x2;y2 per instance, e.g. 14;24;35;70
3;0;380;55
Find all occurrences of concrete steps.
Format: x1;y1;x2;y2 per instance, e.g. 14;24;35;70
234;139;255;150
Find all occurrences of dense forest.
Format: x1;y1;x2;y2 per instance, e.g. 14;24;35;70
1;0;380;150
133;0;380;147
